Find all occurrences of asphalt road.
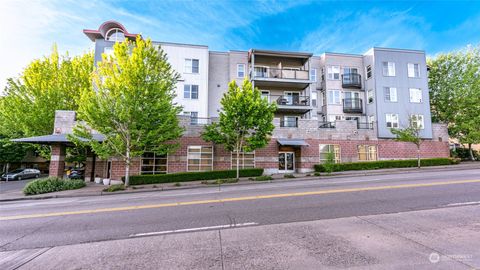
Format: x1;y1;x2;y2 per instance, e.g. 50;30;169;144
0;179;36;193
1;167;480;269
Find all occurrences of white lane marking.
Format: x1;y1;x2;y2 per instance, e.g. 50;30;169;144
444;201;480;207
129;222;258;238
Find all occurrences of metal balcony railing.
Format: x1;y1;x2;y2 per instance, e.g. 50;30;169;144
272;95;310;106
189;117;212;126
343;98;363;113
357;122;374;130
252;66;309;80
342;73;362;88
319;121;336;129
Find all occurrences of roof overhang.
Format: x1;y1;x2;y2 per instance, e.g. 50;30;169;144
249;49;312;61
83;20;140;42
277;139;309;147
11;134;105;146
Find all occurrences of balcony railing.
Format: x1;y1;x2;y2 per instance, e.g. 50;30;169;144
343;98;363;113
272;95;310;106
280;119;298;128
319;121;335;129
252;66;309;80
357;122;374;129
189;117;212;126
342;73;362;89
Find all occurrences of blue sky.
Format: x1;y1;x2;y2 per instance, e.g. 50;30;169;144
1;0;479;90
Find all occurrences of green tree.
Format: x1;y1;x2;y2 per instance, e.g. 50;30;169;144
391;115;424;168
73;37;183;186
0;137;31;173
428;45;480;160
323;152;335;175
0;46;94;158
202;79;277;179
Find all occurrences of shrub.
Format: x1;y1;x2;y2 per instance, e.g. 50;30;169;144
125;168;263;185
23;177;86;195
314;172;321;177
103;184;125;192
451;148;479;160
254;175;273;181
323;152;335;175
314;158;458;172
283;174;295;178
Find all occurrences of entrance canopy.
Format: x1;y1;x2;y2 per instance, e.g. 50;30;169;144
12;133;105;146
277;138;309;147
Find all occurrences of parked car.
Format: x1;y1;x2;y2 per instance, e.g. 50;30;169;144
68;169;84;180
1;168;41;181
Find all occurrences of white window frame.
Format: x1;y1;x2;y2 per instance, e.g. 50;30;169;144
408;63;420;78
237;63;245;78
386;113;399;128
310;68;317;82
327;66;340;80
184;84;199;99
411;114;425;129
184;58;199;74
184;111;198;125
141;153;168;175
358;145;378;161
187;146;213;172
382;62;396;76
366;65;372;79
260;90;270;102
367;90;374;104
319;144;341;164
384;87;397;102
409;88;422;103
283;116;298;127
327;90;341;105
311;91;317;107
231;150;255;169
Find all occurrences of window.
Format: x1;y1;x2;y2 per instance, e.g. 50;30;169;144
187;146;213;171
343;67;358;75
282;116;298;127
328;115;343;122
237;64;245;78
358;145;377;161
310;68;317;82
231;151;255;169
105;28;125;42
384;87;397;102
327;90;341;104
321;68;325;81
183;111;198;125
386;113;399;128
141;152;167;174
368;115;375;124
319;144;341;163
367;90;374;104
184;85;199;99
382;62;396;76
311;91;317;107
366;65;372;79
185;59;199;73
411;114;425;129
408;63;420;78
409;88;422;103
327;66;340;80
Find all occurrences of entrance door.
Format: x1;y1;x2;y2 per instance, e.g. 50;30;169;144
284;91;300;105
278;152;295;173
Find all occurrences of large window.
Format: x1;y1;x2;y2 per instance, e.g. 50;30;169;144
408;63;420;78
384;87;397;102
231;151;255;169
184;84;199;99
382;62;396;76
319;144;341;163
327;66;340;80
358;145;377;161
409;88;422;103
187;146;213;171
366;65;372;79
105;28;125;42
141;152;167;174
327;90;341;104
310;68;317;82
411;114;425;129
237;64;245;78
185;59;199;73
386;113;399;128
367;90;374;104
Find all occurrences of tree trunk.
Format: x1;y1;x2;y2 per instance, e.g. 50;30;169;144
236;147;240;180
417;146;421;168
469;143;474;161
125;149;130;187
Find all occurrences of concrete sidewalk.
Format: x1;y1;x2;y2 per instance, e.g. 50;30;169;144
1;162;478;202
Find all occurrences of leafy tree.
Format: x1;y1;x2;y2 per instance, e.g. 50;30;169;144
74;37;183;186
202;79;277;179
0;46;94;158
0;137;31;173
323;152;336;175
428;45;480;160
391;115;423;168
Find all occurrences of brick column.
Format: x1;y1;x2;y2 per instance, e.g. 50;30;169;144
49;144;66;178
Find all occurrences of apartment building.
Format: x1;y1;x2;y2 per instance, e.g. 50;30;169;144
16;21;450;180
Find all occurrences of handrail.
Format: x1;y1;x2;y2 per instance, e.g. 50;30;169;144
252;66;309;80
319;121;336;129
341;73;362;88
343;98;363;113
270;95;310;106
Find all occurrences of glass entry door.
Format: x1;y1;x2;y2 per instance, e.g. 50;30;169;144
278;152;295;173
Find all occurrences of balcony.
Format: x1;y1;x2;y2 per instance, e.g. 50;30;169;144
251;66;311;89
343;98;363;113
342;73;362;89
269;95;312;114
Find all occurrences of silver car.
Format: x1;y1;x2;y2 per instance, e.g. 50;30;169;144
1;168;40;181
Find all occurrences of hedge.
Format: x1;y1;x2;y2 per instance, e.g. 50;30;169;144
124;168;264;185
23;177;86;195
314;158;459;172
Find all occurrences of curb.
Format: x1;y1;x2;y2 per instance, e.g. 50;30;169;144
1;163;478;202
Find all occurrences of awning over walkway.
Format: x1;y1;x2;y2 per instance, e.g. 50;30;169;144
277;138;309;147
11;133;105;146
